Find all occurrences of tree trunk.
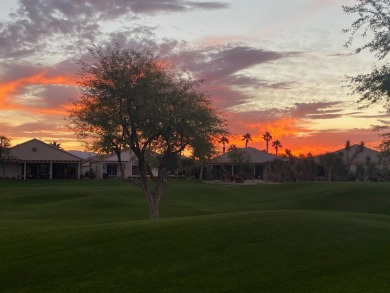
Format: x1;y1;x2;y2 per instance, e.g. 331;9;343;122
115;150;125;180
199;164;204;180
119;163;125;180
327;168;332;181
140;173;165;220
148;199;160;220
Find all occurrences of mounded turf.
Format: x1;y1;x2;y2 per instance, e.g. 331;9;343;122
1;180;390;292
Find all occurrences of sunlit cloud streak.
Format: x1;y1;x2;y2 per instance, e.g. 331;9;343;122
0;66;77;110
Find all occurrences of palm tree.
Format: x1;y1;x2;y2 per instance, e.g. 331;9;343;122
262;132;272;153
345;140;364;176
227;144;237;152
272;139;282;156
219;136;229;154
49;141;62;149
242;133;252;148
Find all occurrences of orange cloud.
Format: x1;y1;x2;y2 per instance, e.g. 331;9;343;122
19;105;71;116
0;71;77;109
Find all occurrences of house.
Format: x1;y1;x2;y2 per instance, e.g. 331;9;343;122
317;145;387;168
2;139;83;179
208;147;280;180
316;144;390;180
83;149;138;179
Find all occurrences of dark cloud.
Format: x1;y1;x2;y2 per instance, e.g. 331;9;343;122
351;113;390;119
205;83;251;109
0;1;99;58
40;85;79;108
126;0;229;14
222;75;293;89
0;60;77;84
0;0;228;58
187;1;230;10
173;45;289;79
0;62;43;82
10;122;63;133
327;52;353;57
224;101;358;126
203;46;285;78
290;102;344;119
167;44;298;109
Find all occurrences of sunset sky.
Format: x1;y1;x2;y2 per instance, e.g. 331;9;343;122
1;0;389;155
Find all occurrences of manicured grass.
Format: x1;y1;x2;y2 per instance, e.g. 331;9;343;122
1;180;390;292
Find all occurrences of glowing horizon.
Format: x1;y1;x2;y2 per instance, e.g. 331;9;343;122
0;0;388;155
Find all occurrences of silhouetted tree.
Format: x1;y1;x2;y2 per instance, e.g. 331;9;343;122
319;152;344;181
262;131;272;153
49;141;62;149
242;133;252;148
227;144;237;152
343;1;390;151
345;140;365;176
68;45;226;219
374;121;390;153
93;133;128;180
219;136;229;154
228;147;250;178
0;136;11;178
272;139;282;156
267;159;291;182
192;138;216;180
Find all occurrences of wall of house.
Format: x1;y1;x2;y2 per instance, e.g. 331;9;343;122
86;161;135;179
1;163;22;179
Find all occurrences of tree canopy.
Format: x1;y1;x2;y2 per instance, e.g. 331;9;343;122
0;136;11;160
0;136;11;178
68;44;226;219
343;0;390;151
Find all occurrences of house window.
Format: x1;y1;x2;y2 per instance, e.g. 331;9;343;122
106;164;117;176
132;165;140;175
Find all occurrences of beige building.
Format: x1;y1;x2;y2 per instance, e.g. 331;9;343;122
2;139;83;179
342;145;387;171
83;149;138;179
208;147;280;180
317;145;389;171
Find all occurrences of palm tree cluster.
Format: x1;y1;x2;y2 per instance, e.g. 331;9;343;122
261;131;282;156
218;132;284;156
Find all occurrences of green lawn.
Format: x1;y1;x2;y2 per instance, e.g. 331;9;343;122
1;180;390;292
